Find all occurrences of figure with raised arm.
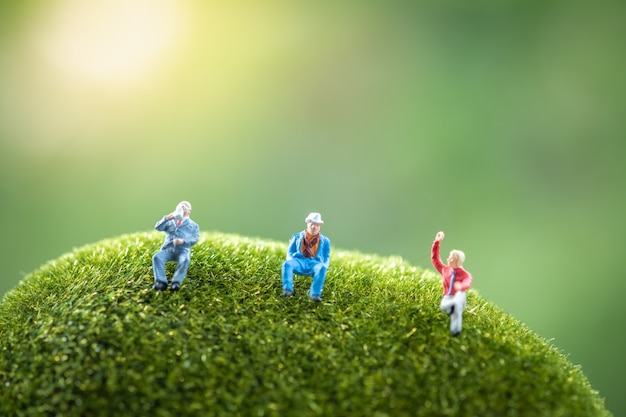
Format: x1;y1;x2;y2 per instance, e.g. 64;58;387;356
431;231;473;336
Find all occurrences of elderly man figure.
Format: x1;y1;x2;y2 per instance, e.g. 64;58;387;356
152;201;200;291
282;212;331;302
431;231;473;336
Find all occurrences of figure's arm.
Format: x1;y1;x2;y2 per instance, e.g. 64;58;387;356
173;223;200;247
185;224;200;247
286;234;299;260
454;271;473;292
155;214;175;231
320;238;331;268
431;234;445;274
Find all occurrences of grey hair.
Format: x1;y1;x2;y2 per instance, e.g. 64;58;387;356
178;201;192;211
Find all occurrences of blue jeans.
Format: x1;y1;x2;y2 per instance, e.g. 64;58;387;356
282;258;327;297
152;248;191;285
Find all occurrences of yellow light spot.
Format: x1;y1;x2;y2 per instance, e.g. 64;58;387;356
35;0;189;87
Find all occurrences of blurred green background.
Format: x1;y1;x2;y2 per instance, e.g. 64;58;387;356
1;0;624;414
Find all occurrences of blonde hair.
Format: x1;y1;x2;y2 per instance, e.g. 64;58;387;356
450;250;465;266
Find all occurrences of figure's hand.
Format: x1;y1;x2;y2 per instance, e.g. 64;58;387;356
435;231;445;242
454;282;463;291
166;213;175;220
174;238;185;245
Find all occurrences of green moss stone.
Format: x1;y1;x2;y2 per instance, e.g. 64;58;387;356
0;232;611;416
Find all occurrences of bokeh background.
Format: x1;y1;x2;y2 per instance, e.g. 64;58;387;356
1;0;624;414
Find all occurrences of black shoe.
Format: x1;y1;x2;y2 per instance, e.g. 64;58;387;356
282;290;294;297
170;282;181;291
310;295;322;302
452;330;462;337
152;281;167;291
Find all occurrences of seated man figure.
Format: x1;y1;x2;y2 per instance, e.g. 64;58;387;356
281;212;331;302
152;201;200;291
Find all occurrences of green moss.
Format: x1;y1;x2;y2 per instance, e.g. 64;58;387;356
0;232;610;417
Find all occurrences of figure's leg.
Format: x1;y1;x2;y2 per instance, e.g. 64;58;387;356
171;251;191;288
309;262;328;300
282;259;303;294
152;250;173;290
440;295;455;316
449;291;467;336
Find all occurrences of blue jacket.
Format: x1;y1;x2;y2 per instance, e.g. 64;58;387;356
155;216;200;251
286;231;331;268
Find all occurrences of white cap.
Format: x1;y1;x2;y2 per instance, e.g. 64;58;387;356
305;212;324;224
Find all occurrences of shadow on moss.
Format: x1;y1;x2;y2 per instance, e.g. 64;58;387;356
0;232;611;417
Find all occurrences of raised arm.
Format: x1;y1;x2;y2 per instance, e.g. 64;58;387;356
155;214;175;232
431;231;445;274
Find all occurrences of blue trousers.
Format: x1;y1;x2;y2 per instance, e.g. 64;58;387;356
282;258;327;297
152;248;191;285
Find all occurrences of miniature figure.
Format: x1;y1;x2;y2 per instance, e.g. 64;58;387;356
431;231;473;336
281;212;331;302
152;201;200;291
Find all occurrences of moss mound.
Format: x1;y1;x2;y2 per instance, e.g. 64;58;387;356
0;232;610;417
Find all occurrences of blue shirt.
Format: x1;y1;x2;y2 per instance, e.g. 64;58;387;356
286;231;331;268
155;216;200;251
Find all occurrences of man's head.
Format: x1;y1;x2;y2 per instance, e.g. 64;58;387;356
447;250;465;268
305;212;324;235
177;201;192;217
